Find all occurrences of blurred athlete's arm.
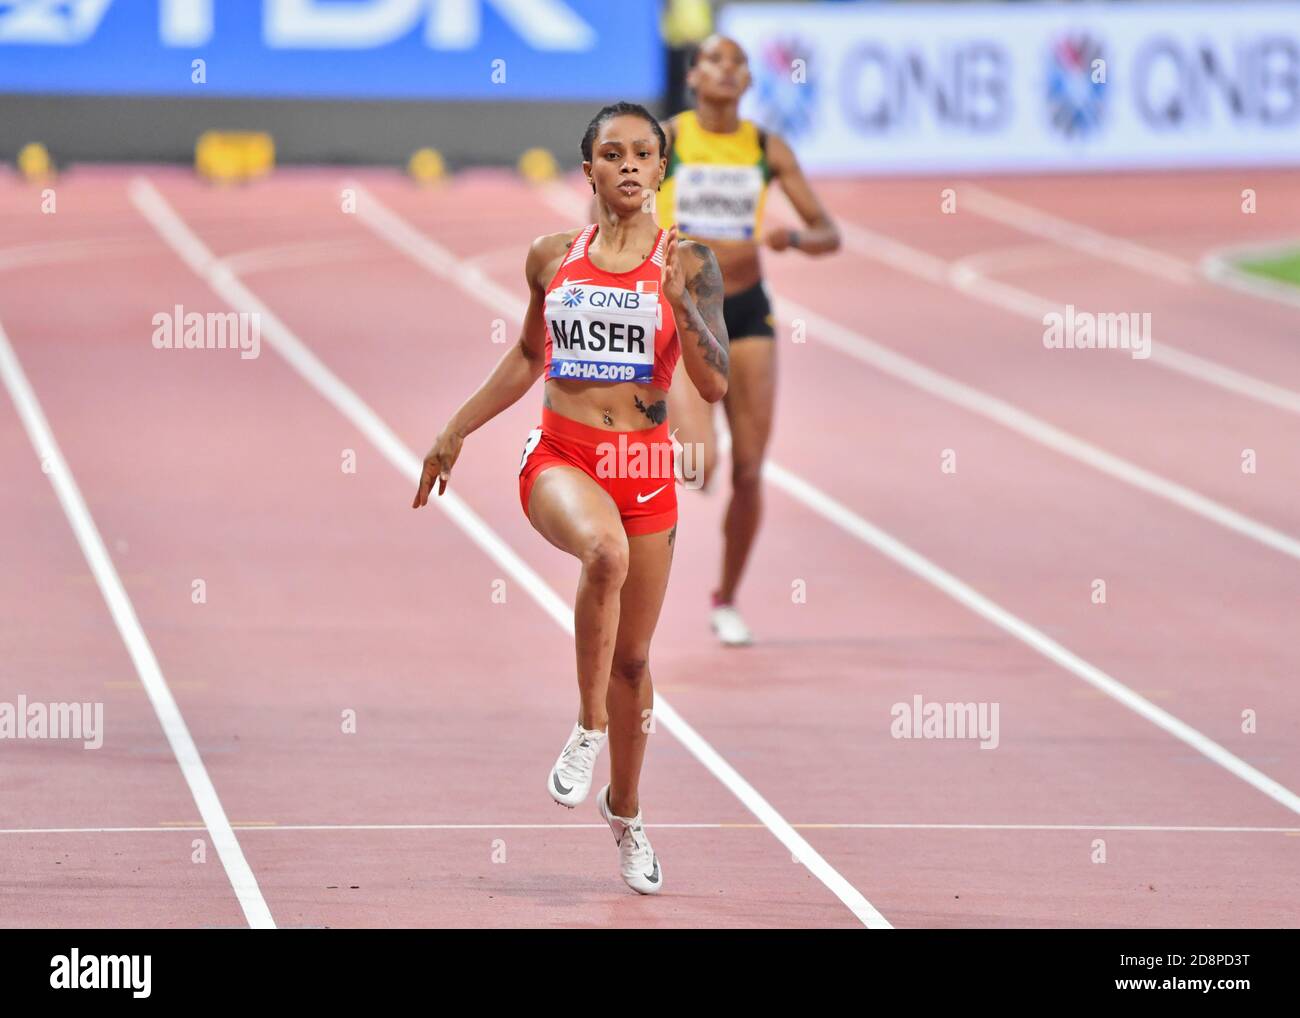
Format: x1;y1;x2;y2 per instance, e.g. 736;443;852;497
764;133;840;255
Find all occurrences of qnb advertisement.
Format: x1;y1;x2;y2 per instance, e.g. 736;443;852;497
719;1;1300;173
0;0;662;100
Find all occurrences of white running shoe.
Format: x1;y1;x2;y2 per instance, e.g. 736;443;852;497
547;721;607;808
710;602;753;646
597;784;663;895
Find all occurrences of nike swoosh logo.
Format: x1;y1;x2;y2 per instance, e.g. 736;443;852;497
552;771;572;796
561;278;593;286
644;857;660;883
636;484;670;504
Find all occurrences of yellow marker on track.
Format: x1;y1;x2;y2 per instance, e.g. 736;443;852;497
17;142;53;183
518;147;559;184
195;131;275;185
407;147;447;186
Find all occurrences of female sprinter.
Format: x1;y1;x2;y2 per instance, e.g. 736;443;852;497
411;102;729;895
660;34;841;646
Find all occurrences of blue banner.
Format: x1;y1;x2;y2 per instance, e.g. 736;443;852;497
0;0;663;100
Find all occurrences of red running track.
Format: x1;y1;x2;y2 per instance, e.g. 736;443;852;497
0;166;1297;928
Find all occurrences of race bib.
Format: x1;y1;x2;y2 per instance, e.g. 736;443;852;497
546;281;658;383
675;164;764;241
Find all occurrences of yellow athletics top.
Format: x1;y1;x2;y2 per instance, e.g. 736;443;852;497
658;110;773;244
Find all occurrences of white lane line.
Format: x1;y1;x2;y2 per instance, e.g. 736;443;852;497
949;241;1082;277
219;238;377;276
1143;343;1300;414
764;183;1300;415
0;237;369;282
343;181;529;319
835;217;949;284
762;457;1300;818
532;183;1300;818
465;242;532;272
0;238;159;273
836;211;1300;416
1202;239;1300;312
957;183;1199;285
0;320;275;930
780;296;1300;563
946;256;1057;317
3;823;1296;835
128;175;891;931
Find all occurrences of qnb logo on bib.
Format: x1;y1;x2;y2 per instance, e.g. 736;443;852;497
677;164;763;241
547;283;657;383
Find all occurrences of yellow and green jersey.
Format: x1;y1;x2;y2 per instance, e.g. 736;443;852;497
658;111;774;243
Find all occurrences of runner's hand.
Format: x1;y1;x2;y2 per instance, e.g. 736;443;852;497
764;227;796;252
412;429;463;507
662;225;686;305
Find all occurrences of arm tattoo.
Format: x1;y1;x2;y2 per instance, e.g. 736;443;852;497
677;244;729;377
633;395;667;424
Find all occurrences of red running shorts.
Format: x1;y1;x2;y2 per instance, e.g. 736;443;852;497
519;406;677;537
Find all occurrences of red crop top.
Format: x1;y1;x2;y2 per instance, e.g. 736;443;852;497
542;224;681;391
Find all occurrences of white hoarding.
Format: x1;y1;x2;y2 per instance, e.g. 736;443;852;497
718;1;1300;172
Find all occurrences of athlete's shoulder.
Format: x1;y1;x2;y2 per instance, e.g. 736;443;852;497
678;239;722;282
757;128;797;170
526;228;585;285
740;117;769;147
678;237;713;258
529;228;584;261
